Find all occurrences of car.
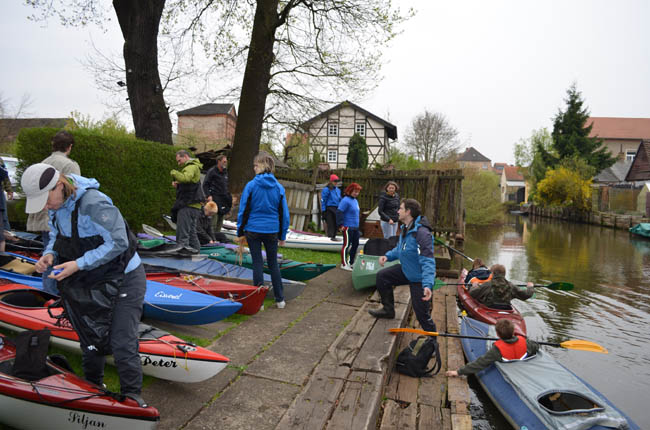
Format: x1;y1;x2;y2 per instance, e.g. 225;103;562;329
1;155;27;229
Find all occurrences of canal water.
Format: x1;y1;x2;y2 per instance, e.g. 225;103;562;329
461;214;650;428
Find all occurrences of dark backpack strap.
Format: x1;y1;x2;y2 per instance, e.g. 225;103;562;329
423;338;442;376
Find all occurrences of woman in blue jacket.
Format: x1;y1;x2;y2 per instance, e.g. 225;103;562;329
321;174;341;240
237;153;290;308
336;183;362;271
22;163;146;405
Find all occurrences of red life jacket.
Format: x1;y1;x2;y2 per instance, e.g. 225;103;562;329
494;336;528;361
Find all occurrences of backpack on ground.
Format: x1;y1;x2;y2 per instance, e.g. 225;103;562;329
395;336;441;377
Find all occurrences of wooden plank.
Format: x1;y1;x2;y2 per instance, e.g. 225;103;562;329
418;373;446;407
353;302;409;373
395;371;418;405
446;295;459;334
441;407;452;430
450;400;469;416
379;399;417;430
328;302;378;367
450;413;472;430
276;354;349;429
418;405;443;429
447;376;470;404
326;371;383;430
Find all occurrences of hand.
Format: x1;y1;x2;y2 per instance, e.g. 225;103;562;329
422;288;432;301
7;191;13;200
35;254;54;273
237;236;245;244
378;256;387;266
172;181;178;188
388;219;394;224
49;260;79;281
526;282;534;287
207;196;213;202
446;370;458;377
279;240;286;246
208;240;216;245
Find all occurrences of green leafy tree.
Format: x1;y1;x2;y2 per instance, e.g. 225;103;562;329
514;128;554;201
463;169;503;225
536;166;593;210
385;146;421;170
538;84;615;173
346;133;368;169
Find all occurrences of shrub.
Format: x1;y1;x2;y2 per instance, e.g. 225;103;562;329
15;128;179;229
346;133;368;169
463;169;503;225
536;166;592;210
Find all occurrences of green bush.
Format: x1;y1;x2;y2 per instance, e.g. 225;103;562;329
463;169;503;225
15;128;179;230
346;133;368;169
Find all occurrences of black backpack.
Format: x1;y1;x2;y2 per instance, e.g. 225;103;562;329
11;329;51;381
396;336;441;377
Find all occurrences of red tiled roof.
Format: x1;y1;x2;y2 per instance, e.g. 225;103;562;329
504;166;524;181
588;117;650;140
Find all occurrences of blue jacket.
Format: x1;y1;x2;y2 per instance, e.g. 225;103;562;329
321;185;341;209
336;195;360;228
385;216;436;289
43;174;141;274
237;173;290;241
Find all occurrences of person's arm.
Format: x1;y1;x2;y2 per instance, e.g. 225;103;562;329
203;168;215;196
196;215;212;244
336;198;348;227
279;190;290;241
469;283;488;300
377;195;389;222
457;344;503;375
61;160;81;176
416;228;436;290
511;281;535;301
171;163;200;183
321;187;330;211
237;183;252;238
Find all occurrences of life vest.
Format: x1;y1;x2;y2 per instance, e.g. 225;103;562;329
469;273;493;285
495;336;528;361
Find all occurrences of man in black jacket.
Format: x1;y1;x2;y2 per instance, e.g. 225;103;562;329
203;154;232;233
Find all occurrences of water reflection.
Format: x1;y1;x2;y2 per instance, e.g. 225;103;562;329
463;214;650;427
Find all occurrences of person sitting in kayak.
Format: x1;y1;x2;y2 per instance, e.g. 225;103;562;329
464;258;491;285
446;319;539;376
469;264;534;309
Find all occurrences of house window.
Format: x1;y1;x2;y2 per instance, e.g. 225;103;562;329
328;123;338;136
355;123;365;136
626;151;636;162
482;163;488;169
327;150;338;163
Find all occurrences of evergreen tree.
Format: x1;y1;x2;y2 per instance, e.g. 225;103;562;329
347;133;368;169
539;84;616;173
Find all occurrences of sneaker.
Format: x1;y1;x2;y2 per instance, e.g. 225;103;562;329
340;264;353;272
276;300;286;309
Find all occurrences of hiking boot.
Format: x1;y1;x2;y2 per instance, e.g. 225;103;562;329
368;307;395;319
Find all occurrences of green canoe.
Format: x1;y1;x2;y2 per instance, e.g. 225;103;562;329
351;255;400;290
630;223;650;238
200;247;336;282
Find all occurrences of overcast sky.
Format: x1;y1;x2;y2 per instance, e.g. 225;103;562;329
2;1;649;164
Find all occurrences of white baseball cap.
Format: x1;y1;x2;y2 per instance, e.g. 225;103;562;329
21;163;60;213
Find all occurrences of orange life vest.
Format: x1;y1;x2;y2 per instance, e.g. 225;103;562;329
469;273;492;285
494;336;528;361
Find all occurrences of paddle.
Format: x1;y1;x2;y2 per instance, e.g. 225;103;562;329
442;281;574;291
388;328;607;354
433;237;474;263
142;224;178;243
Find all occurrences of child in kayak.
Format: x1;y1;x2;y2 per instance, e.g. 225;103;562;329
464;258;491;285
446;319;539;376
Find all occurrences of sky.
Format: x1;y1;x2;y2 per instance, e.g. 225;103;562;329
1;1;649;165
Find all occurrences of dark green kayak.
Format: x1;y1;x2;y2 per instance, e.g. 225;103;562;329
200;247;336;282
630;223;650;238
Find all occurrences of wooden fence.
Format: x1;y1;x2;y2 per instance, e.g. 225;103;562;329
275;168;464;234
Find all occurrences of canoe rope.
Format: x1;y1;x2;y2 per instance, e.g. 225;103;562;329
152;274;268;305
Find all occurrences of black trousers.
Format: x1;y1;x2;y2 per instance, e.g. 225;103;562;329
376;264;436;332
324;206;338;239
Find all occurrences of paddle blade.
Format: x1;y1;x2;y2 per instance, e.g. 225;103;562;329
545;282;574;291
560;340;608;354
142;224;164;238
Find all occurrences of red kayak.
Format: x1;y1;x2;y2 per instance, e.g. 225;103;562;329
0;281;229;383
0;335;160;429
145;271;266;315
458;269;527;337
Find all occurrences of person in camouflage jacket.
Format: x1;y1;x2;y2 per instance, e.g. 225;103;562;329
469;264;534;308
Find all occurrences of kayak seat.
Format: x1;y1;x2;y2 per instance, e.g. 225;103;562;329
488;303;514;310
1;291;47;308
0;360;13;375
538;391;604;414
1;259;37;275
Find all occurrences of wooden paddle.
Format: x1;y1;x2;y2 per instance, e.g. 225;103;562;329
443;281;574;291
388;328;607;354
433;237;474;263
142;224;178;243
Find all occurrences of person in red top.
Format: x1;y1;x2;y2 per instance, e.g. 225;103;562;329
446;319;539;377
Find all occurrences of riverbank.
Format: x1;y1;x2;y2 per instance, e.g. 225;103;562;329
527;204;649;230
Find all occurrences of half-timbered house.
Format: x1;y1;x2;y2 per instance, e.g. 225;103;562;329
301;101;397;169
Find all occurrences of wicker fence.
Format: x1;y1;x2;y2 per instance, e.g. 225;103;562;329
275;168;464;234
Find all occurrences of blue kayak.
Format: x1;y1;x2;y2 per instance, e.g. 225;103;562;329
460;317;639;430
0;252;241;325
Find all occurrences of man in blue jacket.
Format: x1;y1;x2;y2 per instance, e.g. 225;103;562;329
370;198;437;333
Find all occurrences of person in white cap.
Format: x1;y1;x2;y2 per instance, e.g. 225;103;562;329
21;163;147;406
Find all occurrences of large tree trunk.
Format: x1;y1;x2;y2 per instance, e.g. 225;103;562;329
113;0;173;145
229;0;281;193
